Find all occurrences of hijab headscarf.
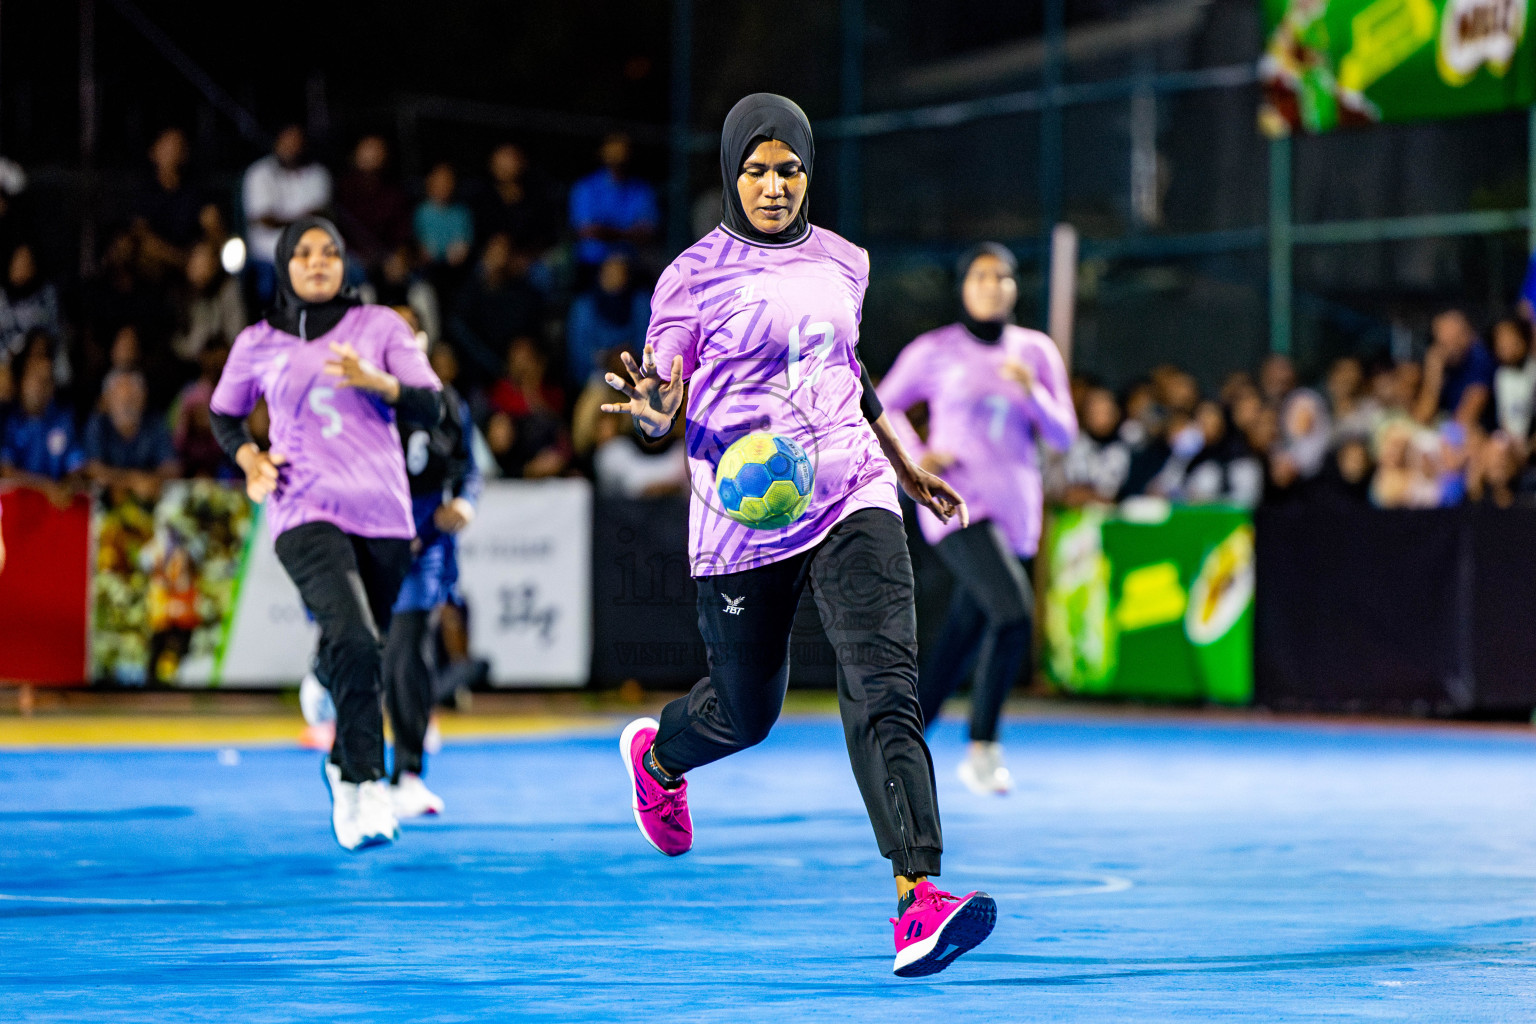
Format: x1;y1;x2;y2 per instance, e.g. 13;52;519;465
719;93;814;246
1278;388;1334;479
956;242;1018;344
266;215;361;340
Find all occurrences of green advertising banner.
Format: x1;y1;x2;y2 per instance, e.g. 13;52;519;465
1260;0;1535;135
1043;504;1254;705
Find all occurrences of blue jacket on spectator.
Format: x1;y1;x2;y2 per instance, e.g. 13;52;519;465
569;170;658;266
84;411;177;472
1;403;85;479
565;289;650;386
1439;340;1497;419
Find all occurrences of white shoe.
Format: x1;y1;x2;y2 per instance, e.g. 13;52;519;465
300;672;335;726
392;772;445;819
323;760;399;851
424;718;442;755
958;742;1014;796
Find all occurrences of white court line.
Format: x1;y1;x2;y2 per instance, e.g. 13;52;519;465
0;872;1131;910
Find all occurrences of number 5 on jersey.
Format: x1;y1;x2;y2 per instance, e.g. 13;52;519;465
308;387;344;438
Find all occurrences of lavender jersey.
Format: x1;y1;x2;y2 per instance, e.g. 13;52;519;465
649;225;900;577
878;323;1075;557
211;306;441;540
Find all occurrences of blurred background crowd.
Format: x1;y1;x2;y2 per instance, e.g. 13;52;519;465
0;124;696;509
1050;305;1536;511
5;118;1536;517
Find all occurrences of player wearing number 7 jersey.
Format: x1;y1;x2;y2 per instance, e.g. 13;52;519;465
209;216;443;851
605;93;996;977
877;244;1076;796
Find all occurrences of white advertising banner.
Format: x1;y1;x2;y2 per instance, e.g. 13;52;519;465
456;479;592;686
202;479;592;687
216;509;319;687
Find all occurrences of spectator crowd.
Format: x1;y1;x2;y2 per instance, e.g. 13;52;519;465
1048;308;1536;511
0;123;688;509
5;119;1536;519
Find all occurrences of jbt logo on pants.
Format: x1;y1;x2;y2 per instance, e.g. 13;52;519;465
722;595;745;616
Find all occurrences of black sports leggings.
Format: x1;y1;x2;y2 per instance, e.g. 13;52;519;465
276;522;412;784
383;610;433;781
652;509;942;879
918;521;1033;744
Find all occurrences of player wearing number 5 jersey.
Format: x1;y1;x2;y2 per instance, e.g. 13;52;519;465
878;243;1076;795
605;93;996;977
210;216;443;851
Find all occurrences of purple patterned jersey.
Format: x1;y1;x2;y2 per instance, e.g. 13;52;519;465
649;225;900;577
878;323;1076;557
211;305;441;540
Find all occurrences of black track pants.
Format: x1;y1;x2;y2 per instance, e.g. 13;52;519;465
652;508;942;878
383;609;433;781
918;521;1033;744
276;522;412;784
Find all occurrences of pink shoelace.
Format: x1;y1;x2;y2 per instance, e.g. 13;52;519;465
638;781;688;820
891;886;958;925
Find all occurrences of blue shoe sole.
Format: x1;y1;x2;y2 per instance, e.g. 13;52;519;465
893;893;997;978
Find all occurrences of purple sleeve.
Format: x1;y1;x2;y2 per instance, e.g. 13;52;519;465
209;332;261;417
647;265;700;384
875;340;930;459
380;312;442;391
1022;335;1077;452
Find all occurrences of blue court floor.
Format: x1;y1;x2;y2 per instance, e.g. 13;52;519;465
5;713;1536;1022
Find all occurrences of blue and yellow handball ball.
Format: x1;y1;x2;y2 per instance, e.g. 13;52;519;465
714;433;815;530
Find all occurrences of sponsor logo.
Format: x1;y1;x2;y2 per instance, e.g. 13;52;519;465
722;594;745;616
1438;0;1526;85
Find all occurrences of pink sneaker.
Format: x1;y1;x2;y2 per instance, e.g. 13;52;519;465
619;717;693;856
891;881;997;977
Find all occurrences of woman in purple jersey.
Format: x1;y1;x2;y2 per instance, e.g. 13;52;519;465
210;216;443;852
603;93;997;978
878;244;1076;795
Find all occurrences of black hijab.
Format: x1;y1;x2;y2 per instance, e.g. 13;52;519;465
719;93;814;246
265;215;361;340
956;242;1018;344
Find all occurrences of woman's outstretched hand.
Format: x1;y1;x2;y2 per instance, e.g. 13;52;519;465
601;344;685;438
868;412;970;527
326;341;400;402
896;460;970;527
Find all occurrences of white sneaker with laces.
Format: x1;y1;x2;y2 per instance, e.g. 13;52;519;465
323;760;399;851
958;742;1014;796
392;772;445;819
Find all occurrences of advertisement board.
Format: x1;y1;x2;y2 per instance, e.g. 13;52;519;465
0;487;89;685
86;479;593;688
1044;503;1254;704
454;479;593;687
1260;0;1536;135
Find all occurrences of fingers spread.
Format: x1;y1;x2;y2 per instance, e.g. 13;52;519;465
619;350;644;385
605;373;638;399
